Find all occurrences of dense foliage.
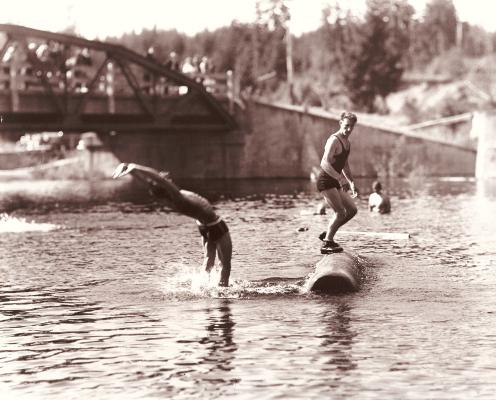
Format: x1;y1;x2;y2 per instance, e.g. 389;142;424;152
105;0;496;113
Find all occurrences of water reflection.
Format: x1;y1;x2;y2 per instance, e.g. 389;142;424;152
0;285;107;387
197;300;239;387
318;301;357;381
476;179;496;199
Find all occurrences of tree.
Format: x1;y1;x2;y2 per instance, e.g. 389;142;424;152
422;0;458;54
338;0;414;112
254;0;290;79
408;0;458;66
462;24;493;57
321;3;358;67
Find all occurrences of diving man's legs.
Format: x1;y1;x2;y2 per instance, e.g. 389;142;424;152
216;232;232;287
202;232;232;287
202;236;216;273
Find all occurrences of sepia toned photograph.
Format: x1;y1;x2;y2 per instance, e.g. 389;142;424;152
1;0;495;399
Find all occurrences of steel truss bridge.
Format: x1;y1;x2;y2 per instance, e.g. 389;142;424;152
0;24;237;133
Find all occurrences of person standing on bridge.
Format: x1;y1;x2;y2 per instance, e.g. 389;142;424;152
316;111;359;254
112;163;232;287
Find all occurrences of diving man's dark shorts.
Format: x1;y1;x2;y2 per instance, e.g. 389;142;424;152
198;219;229;242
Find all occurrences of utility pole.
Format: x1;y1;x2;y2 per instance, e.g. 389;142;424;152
286;20;293;86
456;20;463;48
285;2;294;103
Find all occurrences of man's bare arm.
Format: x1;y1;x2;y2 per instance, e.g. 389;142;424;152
342;159;354;184
113;163;184;206
342;159;358;195
320;138;342;180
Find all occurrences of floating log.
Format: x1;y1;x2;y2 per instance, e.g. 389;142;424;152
307;251;360;294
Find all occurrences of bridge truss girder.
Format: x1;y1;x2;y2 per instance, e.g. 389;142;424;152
0;24;237;133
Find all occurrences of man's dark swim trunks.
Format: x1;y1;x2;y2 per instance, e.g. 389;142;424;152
316;168;341;191
197;219;229;242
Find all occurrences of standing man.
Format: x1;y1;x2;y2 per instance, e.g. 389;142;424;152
165;51;180;71
316;111;359;254
112;163;232;286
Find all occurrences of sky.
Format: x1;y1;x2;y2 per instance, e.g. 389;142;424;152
2;0;495;40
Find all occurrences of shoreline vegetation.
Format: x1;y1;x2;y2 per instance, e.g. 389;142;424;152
1;1;493;181
104;0;495;122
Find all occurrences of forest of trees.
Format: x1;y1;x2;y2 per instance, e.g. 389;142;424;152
106;0;496;114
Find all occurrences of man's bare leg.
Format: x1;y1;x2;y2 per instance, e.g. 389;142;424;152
216;233;232;287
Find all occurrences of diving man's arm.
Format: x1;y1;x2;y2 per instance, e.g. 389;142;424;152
112;163;184;206
112;163;217;221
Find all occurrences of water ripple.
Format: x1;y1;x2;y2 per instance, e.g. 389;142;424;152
1;178;495;399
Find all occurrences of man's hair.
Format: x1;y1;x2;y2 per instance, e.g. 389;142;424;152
340;111;357;124
372;181;382;191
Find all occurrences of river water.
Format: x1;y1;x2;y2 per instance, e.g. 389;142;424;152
1;177;495;399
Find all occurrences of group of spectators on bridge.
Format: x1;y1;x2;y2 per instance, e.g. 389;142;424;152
145;46;214;76
1;40;220;97
0;40;96;93
143;46;217;95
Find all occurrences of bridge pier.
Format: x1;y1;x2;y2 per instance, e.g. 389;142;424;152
77;132;121;179
473;110;496;179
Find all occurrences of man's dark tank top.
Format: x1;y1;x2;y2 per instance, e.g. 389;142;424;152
331;134;350;173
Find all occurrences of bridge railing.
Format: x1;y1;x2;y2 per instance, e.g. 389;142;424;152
0;24;238;131
169;70;240;112
0;62;240;113
0;52;239;111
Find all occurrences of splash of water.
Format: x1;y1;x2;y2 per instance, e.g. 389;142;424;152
0;213;60;233
161;266;306;299
161;267;234;299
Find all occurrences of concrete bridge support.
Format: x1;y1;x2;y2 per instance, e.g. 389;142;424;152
240;101;476;178
473;110;496;179
86;100;477;180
